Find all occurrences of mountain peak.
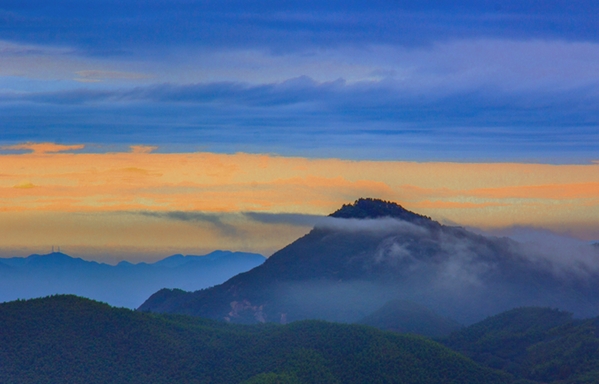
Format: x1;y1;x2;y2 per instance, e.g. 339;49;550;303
329;198;432;223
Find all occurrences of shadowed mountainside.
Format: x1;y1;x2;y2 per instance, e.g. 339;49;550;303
0;251;265;308
140;198;599;325
358;299;462;338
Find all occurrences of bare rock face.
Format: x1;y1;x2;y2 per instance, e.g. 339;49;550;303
226;300;265;323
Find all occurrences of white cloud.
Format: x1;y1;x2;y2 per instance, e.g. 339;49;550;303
315;217;429;235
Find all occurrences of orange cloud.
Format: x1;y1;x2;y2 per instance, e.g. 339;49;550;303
2;142;85;154
1;143;599;259
468;182;599;200
2;147;599;216
396;182;599;204
415;200;508;209
129;145;158;154
13;181;35;189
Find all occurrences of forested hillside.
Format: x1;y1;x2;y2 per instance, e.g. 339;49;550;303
358;299;462;337
0;295;512;384
444;307;599;383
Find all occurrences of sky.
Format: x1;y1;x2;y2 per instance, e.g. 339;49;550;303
1;1;598;262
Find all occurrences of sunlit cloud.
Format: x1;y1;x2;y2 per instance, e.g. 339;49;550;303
1;2;598;263
1;144;598;261
1;142;85;154
13;181;35;189
130;145;158;154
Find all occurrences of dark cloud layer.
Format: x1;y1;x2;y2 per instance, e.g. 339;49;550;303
243;212;325;227
136;211;239;236
1;2;598;163
1;1;598;53
1;78;597;162
6;76;598;121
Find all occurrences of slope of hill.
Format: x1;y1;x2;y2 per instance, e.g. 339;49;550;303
358;299;462;337
140;198;599;325
443;307;599;383
0;295;513;384
0;251;265;308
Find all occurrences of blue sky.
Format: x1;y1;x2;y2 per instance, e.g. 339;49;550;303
1;0;598;162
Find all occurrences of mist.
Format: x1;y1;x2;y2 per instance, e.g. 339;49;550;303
258;218;599;325
315;217;430;235
484;226;599;278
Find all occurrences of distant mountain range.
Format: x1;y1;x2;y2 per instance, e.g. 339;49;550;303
140;198;599;325
0;251;265;308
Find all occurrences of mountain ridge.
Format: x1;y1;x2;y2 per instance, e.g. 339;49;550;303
0;250;263;268
140;198;599;325
0;250;265;308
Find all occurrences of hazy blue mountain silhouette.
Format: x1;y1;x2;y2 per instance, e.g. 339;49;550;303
140;198;599;325
0;251;265;308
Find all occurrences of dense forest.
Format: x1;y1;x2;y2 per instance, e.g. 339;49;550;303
358;299;462;337
0;295;511;384
443;307;599;383
4;295;599;383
